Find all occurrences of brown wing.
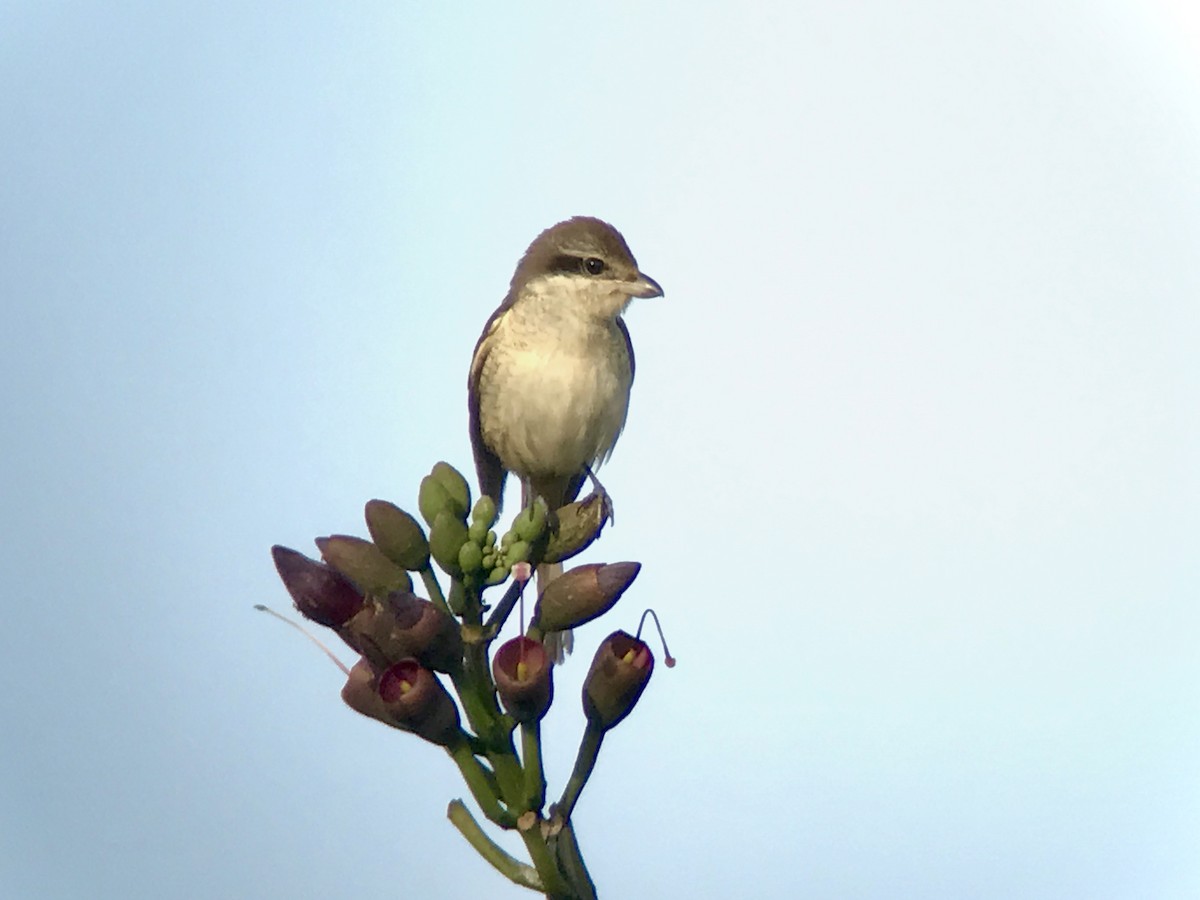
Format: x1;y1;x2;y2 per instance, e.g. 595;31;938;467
468;302;510;510
617;316;635;381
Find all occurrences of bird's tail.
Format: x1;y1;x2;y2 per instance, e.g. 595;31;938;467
536;561;572;664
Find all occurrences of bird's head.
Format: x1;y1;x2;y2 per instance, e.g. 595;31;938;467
510;216;663;320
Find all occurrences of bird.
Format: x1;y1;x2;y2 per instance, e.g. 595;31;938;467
468;216;663;660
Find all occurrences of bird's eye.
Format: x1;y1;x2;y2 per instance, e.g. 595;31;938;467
583;257;606;275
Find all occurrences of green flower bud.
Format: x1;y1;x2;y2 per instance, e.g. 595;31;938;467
418;475;453;527
457;541;484;574
471;494;498;529
467;517;489;545
428;510;469;578
364;499;430;570
430;461;471;519
505;539;530;566
512;497;549;543
315;535;413;595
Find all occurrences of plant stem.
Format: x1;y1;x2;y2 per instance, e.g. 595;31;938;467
521;720;546;810
552;822;597;900
486;739;527;811
518;819;573;898
419;565;450;614
447;741;515;828
484;577;525;637
556;722;604;823
447;800;543;891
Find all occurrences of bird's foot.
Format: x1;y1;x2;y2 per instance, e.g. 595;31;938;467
582;465;615;525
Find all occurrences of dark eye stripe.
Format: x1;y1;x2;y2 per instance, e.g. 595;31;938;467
547;254;605;276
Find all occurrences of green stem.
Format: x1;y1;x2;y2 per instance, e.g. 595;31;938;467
419;565;450;614
449;667;497;742
521;721;546;810
452;640;510;746
487;741;527;811
518;820;573;898
447;741;515;828
556;721;605;823
552;822;597;900
447;800;543;891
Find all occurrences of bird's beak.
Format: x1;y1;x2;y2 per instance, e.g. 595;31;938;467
628;272;664;299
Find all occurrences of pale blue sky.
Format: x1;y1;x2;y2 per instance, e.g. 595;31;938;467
2;3;1198;898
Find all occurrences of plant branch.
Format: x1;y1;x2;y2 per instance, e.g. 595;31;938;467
556;721;605;824
521;721;546;810
484;577;525;637
553;822;597;900
446;741;516;828
518;817;573;898
418;565;450;614
447;800;543;892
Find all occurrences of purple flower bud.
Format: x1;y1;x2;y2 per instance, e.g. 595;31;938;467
341;657;462;747
271;545;364;627
534;562;640;633
376;659;462;747
379;591;463;674
492;637;553;723
582;630;654;731
333;593;461;675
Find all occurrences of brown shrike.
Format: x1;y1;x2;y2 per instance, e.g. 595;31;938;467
468;216;662;659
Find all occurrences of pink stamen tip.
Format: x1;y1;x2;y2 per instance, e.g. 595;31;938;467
665;657;677;668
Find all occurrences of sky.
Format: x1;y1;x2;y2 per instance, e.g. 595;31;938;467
2;2;1198;898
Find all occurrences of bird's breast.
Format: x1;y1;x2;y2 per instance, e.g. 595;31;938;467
479;317;632;479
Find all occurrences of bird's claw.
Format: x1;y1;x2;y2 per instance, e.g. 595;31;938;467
582;465;614;525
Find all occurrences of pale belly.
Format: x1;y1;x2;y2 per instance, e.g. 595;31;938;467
480;337;631;478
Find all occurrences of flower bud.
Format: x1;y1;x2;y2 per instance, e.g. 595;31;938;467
271;545;364;627
364;499;430;570
458;541;484;574
341;656;392;723
428;510;469;578
418;475;453;527
492;637;553;723
377;659;462;746
341;657;462;747
543;493;610;564
582;630;654;731
511;497;549;543
331;592;462;674
419;462;470;526
470;494;498;530
379;591;463;674
429;461;472;519
534;562;640;633
316;535;413;595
